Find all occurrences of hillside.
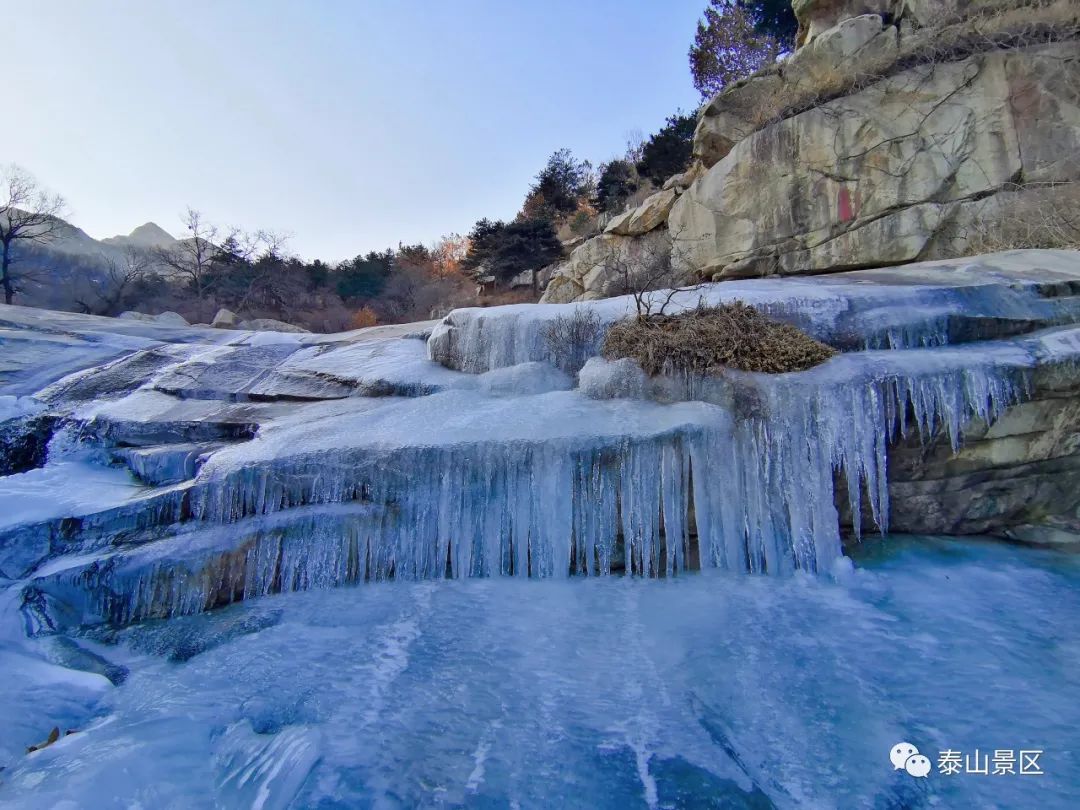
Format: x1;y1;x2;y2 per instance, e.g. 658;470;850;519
542;0;1080;301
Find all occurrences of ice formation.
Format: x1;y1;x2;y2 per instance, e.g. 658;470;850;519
2;251;1080;632
6;544;1080;809
430;251;1080;372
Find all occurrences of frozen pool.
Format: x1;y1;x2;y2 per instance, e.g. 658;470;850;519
0;536;1077;809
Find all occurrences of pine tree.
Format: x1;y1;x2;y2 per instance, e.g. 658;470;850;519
688;1;794;100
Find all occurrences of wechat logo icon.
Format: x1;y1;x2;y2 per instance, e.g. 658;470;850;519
891;742;931;778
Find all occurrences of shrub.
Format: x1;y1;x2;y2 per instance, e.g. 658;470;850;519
542;307;604;373
962;182;1080;254
601;301;835;375
351;306;379;329
567;199;599;237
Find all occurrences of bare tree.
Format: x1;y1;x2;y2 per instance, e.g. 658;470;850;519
153;208;220;301
542;306;603;373
0;165;67;305
218;229;298;315
72;247;154;316
605;226;707;318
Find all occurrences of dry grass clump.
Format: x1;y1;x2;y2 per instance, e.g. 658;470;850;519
964;182;1080;253
601;301;836;376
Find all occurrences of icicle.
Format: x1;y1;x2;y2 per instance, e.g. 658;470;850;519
20;321;1056;633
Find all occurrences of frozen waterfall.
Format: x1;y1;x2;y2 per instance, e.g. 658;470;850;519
19;334;1048;630
4;250;1080;630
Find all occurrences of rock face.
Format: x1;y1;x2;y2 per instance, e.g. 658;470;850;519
881;363;1080;540
671;41;1080;279
793;0;898;45
540;230;673;303
543;1;1080;302
605;189;679;237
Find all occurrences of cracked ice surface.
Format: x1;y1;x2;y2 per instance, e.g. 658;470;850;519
2;540;1079;808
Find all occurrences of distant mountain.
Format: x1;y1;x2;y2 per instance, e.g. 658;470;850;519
0;211;105;257
101;222;177;250
0;210;182;311
0;209;177;258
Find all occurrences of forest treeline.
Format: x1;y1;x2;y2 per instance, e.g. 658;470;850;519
1;1;793;330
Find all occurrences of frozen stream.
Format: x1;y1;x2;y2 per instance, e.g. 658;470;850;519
3;253;1080;807
1;537;1077;808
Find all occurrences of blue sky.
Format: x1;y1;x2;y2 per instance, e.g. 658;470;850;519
6;0;705;261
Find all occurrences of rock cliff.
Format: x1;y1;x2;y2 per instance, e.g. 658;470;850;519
541;0;1080;303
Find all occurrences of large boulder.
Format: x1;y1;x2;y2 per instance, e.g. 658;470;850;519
785;14;898;83
211;308;238;328
792;0;900;46
670;42;1080;280
237;318;310;333
539;230;674;304
693;74;785;168
605;188;679;237
118;310;189;327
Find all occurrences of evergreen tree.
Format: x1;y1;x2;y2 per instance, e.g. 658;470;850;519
521;149;592;221
595;160;640;213
689;0;791;100
462;218;563;283
636;112;696;185
744;0;797;49
336;249;395;300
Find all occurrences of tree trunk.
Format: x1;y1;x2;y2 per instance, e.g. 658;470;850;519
1;241;13;305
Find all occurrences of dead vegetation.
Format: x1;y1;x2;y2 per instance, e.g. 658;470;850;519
601;301;836;376
960;181;1080;253
542;307;603;373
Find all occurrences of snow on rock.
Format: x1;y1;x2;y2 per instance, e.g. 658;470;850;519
0;395;45;424
0;460;146;533
243;329;303;347
479;362;573;397
119;310;190;327
430;250;1080;373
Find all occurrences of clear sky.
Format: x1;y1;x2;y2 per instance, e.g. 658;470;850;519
5;0;705;261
